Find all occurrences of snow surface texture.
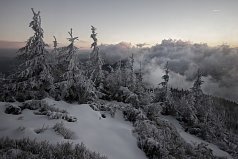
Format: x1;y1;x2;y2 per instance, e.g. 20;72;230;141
160;115;233;159
0;98;147;159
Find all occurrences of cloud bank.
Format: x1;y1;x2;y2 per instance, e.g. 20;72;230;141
99;39;238;102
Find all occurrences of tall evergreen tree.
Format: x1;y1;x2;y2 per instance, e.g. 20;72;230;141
129;54;136;90
190;69;206;121
135;61;144;94
62;28;80;83
55;28;95;102
191;69;204;101
53;36;58;49
154;62;170;102
116;59;122;87
88;26;104;88
134;61;152;105
161;61;169;97
155;62;174;114
10;8;53;100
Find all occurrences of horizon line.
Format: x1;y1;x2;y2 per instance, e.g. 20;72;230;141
0;39;237;50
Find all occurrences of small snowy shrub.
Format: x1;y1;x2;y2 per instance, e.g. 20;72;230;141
40;104;67;113
89;101;112;111
5;104;21;115
46;111;77;122
133;118;218;159
194;143;213;159
53;122;74;139
68;116;77;122
101;113;106;118
89;103;100;111
109;106;117;117
17;116;24;120
34;124;49;134
0;137;107;159
2;149;37;159
89;101;118;118
125;93;139;108
144;103;162;120
25;100;77;122
21;100;47;110
16;126;26;132
62;114;77;122
123;106;146;123
116;87;139;107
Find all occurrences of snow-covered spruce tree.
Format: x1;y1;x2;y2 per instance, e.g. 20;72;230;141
121;59;132;88
55;28;95;103
104;60;122;95
175;95;199;126
154;62;174;114
134;61;152;106
106;57;130;90
189;70;204;119
10;8;53;101
160;61;169;101
135;61;143;94
154;62;169;103
53;36;58;49
88;26;104;89
0;73;7;101
115;59;122;87
104;58;141;106
191;69;204;102
173;70;204;127
129;54;136;91
190;69;211;124
49;36;59;65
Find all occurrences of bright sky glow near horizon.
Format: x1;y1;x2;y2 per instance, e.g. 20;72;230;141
0;0;238;48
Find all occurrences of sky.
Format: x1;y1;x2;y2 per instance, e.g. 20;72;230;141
0;0;238;48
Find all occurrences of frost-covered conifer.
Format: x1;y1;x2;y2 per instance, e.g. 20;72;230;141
116;59;122;86
104;59;123;95
56;28;79;65
160;61;169;97
154;62;170;103
191;69;204;101
134;61;144;94
190;69;209;122
55;28;95;102
10;8;53;100
62;29;80;84
133;62;152;106
88;26;104;87
129;54;136;90
154;62;174;114
67;28;79;49
53;36;58;49
50;36;59;62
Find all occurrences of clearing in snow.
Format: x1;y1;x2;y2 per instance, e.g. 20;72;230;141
0;98;147;159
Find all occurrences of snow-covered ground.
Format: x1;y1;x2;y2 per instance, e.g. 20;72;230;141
160;115;233;159
0;98;147;159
